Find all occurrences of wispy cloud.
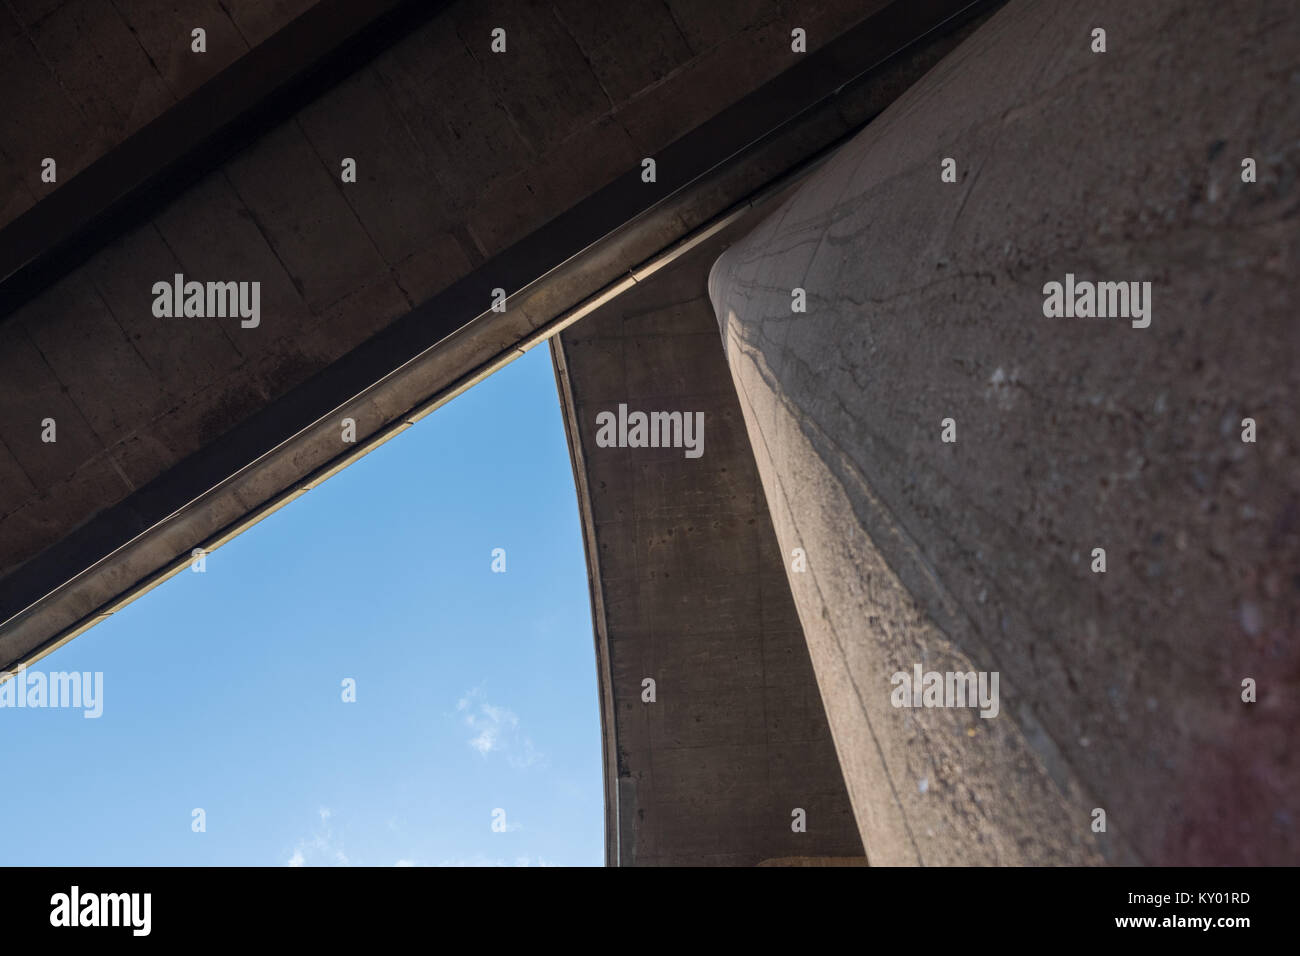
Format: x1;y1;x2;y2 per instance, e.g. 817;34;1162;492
285;807;350;867
456;687;544;769
284;807;540;868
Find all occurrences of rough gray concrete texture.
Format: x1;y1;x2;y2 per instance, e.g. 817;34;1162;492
0;0;314;228
709;0;1298;865
556;233;864;866
0;0;885;581
3;0;994;681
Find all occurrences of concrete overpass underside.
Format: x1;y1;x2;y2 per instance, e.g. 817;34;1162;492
1;0;1295;865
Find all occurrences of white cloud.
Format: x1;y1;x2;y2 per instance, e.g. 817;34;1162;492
457;688;544;768
284;807;350;867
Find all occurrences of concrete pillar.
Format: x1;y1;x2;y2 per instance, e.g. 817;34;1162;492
708;0;1298;865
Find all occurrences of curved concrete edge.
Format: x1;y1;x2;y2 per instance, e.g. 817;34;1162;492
708;0;1298;865
549;336;623;867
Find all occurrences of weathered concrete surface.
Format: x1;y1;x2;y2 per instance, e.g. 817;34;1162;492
0;0;312;229
1;0;994;679
756;856;869;866
554;232;863;866
709;0;1299;865
0;0;893;584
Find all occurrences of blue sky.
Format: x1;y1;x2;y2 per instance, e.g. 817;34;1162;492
0;345;602;866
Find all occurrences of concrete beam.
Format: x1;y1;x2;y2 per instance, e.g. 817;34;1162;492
0;0;998;677
0;0;451;319
552;224;863;867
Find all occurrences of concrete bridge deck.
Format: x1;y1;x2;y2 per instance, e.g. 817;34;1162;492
1;0;1293;864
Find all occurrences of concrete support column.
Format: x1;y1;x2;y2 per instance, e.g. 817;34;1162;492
709;0;1298;865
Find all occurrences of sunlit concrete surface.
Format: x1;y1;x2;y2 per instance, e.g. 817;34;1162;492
709;0;1298;865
